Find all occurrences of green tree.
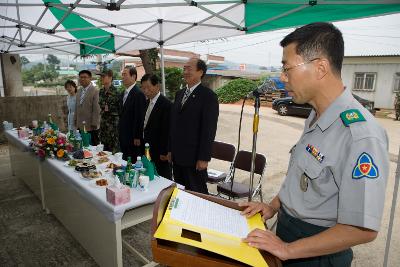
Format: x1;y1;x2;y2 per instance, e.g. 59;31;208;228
21;62;59;85
215;78;257;103
46;54;60;65
155;67;183;100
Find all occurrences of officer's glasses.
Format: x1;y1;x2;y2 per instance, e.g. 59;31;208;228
281;58;320;76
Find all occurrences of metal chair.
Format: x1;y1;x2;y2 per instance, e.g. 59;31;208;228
207;140;236;184
217;150;267;201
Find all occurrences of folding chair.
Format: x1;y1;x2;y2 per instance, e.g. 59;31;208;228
217;150;267;202
207;141;236;184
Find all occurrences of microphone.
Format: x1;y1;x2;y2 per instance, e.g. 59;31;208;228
246;84;267;98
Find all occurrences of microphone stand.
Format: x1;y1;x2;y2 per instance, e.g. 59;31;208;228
248;92;260;202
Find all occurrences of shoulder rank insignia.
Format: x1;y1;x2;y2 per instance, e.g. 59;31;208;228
352;152;379;179
340;109;366;126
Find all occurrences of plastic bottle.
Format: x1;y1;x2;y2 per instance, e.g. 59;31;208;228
48;114;53;124
75;130;82;150
134;156;143;169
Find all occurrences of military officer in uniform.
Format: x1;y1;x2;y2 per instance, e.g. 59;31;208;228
99;69;121;153
240;22;389;267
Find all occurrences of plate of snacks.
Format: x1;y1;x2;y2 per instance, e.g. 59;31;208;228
80;170;102;180
75;162;96;172
96;151;111;157
106;162;121;169
97;156;110;164
64;159;80;167
89;178;113;188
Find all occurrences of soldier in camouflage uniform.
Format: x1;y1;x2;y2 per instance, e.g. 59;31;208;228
99;69;121;153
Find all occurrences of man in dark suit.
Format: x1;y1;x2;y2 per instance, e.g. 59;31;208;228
169;58;219;194
141;74;172;179
119;66;146;161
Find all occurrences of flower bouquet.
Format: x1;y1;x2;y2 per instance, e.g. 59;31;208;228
30;128;73;161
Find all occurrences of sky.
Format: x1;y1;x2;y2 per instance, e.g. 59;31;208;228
167;13;400;67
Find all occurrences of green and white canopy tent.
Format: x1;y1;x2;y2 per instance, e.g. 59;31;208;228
1;1;400;56
1;0;400;92
1;2;400;264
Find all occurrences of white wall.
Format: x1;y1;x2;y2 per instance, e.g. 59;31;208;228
341;57;400;109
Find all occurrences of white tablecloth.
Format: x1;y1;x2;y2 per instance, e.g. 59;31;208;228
5;129;175;222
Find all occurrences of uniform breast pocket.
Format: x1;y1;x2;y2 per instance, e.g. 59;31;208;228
298;156;337;204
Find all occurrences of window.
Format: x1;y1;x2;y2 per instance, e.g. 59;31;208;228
353;72;376;91
394;72;400;93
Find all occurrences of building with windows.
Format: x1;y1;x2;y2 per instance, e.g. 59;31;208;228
341;55;400;109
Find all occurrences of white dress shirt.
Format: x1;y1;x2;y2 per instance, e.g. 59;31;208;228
144;92;160;129
123;82;136;105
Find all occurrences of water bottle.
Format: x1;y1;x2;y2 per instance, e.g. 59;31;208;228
134;156;143;169
75;130;82;151
132;156;143;188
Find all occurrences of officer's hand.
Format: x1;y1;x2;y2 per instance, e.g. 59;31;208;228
242;229;290;261
239;202;276;222
133;139;141;146
160;154;168;161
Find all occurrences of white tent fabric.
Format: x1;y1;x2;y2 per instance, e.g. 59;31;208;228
0;1;245;55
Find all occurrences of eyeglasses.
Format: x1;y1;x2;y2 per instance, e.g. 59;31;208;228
281;58;320;76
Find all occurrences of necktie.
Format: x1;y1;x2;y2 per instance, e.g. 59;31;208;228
181;87;191;106
80;88;87;105
123;90;129;105
144;100;153;129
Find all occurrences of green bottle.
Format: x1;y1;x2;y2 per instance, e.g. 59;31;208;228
125;156;132;185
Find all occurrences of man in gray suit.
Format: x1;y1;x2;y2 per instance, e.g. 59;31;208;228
74;70;101;145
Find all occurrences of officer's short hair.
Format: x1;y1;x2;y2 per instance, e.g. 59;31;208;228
79;69;92;77
280;22;344;76
195;58;207;79
124;66;137;80
141;74;159;86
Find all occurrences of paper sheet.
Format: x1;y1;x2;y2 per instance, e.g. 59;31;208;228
170;189;249;239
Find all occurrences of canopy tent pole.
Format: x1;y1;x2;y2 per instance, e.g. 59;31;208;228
159;19;166;96
383;146;400;267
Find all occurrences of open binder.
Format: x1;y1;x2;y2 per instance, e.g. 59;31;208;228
151;185;281;267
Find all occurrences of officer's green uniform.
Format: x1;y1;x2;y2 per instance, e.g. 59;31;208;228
278;89;389;266
99;85;121;153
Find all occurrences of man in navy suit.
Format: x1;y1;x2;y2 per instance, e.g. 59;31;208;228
142;74;172;179
169;58;219;193
119;66;146;161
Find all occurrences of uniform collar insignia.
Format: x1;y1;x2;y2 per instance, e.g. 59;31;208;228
340;109;366;126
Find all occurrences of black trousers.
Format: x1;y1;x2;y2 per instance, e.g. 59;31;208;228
120;144;141;161
277;208;353;267
88;130;100;146
154;159;172;180
172;164;208;194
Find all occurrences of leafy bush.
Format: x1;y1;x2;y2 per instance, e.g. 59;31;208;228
155;67;183;101
215;78;257;103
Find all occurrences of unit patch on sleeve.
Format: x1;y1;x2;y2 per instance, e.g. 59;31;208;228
352;152;379;179
340;109;366;126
